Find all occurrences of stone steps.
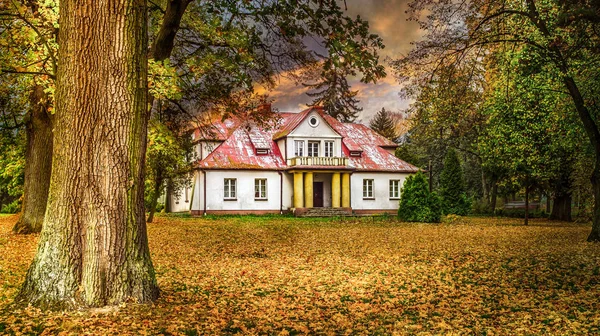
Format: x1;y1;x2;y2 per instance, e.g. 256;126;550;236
297;207;353;217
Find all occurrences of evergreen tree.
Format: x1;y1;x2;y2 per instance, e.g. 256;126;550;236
398;171;442;223
439;149;471;215
305;65;362;122
369;108;398;141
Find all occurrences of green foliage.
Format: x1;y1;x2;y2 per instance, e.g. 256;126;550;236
398;171;442;223
0;132;25;214
395;143;425;168
0;200;21;214
439;149;471;215
369;108;398;141
144;118;194;213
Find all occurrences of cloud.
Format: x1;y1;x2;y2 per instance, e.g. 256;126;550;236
263;0;421;120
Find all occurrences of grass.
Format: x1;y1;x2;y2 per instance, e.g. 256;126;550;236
0;214;599;335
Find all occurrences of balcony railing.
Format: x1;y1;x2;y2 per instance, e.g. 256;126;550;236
289;156;348;167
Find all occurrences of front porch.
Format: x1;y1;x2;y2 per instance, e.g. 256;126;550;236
290;170;352;216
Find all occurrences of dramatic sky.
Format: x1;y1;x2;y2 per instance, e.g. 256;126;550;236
265;0;421;123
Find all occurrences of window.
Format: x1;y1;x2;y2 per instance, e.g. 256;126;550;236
294;140;304;157
389;180;400;199
350;151;362;157
324;141;334;157
255;179;267;200
256;149;268;155
363;179;374;199
308;116;319;127
308;141;320;157
224;178;236;200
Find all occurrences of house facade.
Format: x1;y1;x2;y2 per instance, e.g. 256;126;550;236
169;107;419;216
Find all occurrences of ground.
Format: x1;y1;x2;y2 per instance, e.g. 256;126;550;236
0;213;599;335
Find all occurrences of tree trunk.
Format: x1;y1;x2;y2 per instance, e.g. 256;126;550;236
13;85;53;234
524;185;529;226
490;181;498;213
550;193;572;222
16;0;158;310
481;169;489;204
589;167;600;241
146;174;163;223
546;193;551;213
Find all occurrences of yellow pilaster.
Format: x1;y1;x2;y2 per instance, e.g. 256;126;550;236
341;173;350;208
332;172;341;208
304;172;314;208
294;172;304;208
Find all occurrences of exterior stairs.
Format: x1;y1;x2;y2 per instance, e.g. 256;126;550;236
296;207;353;217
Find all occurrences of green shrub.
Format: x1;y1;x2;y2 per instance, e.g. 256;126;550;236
0;199;21;214
398;171;442;223
439;149;472;215
471;199;494;215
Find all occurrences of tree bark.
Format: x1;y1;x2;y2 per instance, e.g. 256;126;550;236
146;173;163;223
490;180;498;213
12;85;53;234
550;193;572;221
16;0;158;310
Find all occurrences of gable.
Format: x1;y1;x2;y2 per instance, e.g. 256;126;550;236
288;110;340;138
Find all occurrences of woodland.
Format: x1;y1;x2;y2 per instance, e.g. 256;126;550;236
0;0;599;332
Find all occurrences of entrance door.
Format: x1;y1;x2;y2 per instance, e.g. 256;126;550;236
313;182;324;207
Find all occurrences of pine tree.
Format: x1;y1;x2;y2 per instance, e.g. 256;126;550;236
398;171;442;222
369;108;398;141
439;149;471;215
305;66;362;122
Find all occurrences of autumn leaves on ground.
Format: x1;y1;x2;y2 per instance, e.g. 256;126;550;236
0;214;599;335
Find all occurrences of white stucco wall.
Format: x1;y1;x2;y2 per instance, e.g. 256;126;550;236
286;111;342;160
191;170;293;212
351;172;410;210
169;175;194;213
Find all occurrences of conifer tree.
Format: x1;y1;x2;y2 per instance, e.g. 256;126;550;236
305;65;362;122
439;149;471;215
369;108;398;141
398;171;442;222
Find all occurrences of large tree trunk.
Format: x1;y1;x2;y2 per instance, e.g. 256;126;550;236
13;85;53;234
550;193;572;222
16;0;158;310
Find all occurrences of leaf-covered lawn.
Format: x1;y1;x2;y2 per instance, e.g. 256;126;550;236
1;214;599;335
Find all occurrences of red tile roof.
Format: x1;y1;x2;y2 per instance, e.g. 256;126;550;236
198;126;286;170
195;108;418;173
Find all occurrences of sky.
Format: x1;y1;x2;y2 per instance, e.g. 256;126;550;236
265;0;421;123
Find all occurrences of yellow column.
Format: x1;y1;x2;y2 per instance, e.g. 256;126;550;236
304;172;313;208
341;173;350;208
294;172;304;208
332;172;341;208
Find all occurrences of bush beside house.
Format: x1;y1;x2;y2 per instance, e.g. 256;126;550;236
398;171;442;223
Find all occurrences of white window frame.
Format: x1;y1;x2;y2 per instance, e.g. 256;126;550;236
308;141;320;157
389;180;400;199
294;140;304;157
324;141;334;157
363;179;374;199
224;178;237;200
255;178;267;200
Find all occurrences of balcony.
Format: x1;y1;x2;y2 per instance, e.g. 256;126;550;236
289;156;348;167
